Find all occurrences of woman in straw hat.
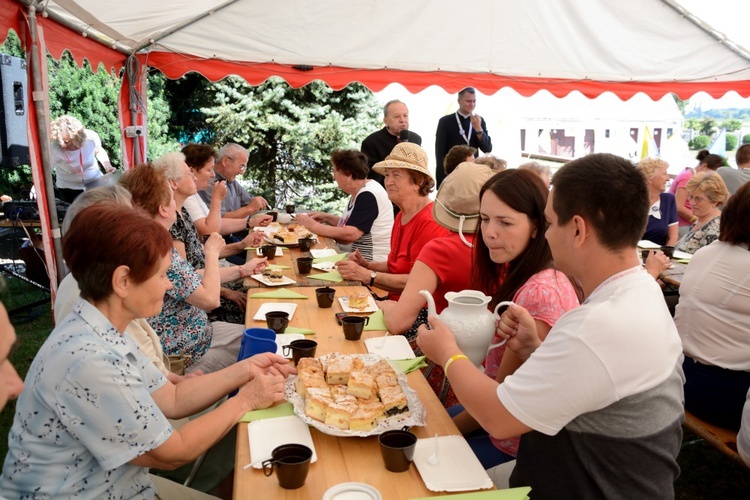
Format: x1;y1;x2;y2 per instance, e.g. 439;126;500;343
337;143;450;297
447;169;580;468
379;161;494;406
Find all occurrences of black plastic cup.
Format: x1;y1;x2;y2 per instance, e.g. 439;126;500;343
342;316;369;341
265;311;289;334
378;430;417;472
267;211;278;222
297;257;313;274
262;444;312;489
260;245;277;260
660;246;674;259
282;339;317;364
298;237;314;252
285;204;295;214
315;287;335;308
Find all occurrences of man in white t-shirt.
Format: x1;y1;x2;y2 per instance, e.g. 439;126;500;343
417;153;684;499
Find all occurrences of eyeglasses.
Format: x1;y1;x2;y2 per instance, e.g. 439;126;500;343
226;156;247;170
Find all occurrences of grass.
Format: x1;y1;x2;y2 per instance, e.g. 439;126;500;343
1;279;749;497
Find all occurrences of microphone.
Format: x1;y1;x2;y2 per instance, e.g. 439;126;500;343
399;130;410;143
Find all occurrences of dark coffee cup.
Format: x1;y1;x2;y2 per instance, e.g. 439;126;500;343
267;211;278;222
262;443;312;489
315;287;335;308
378;429;417;472
660;246;674;259
282;339;318;364
641;249;651;262
342;316;369;341
298;237;314;252
297;257;313;274
261;245;277;260
285;204;295;214
265;311;289;334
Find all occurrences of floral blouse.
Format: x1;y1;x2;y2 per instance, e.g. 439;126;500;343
170;207;205;269
148;247;212;366
0;299;171;498
675;215;720;255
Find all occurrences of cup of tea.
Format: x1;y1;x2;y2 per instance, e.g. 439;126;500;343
298;237;314;252
260;245;277;260
660;246;674;259
342;316;369;341
315;287;335;308
262;444;312;489
285;204;295;214
297;257;313;274
282;339;318;364
265;311;290;334
267;211;278;222
378;429;417;472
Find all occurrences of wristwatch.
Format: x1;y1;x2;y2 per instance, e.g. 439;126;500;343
369;271;377;286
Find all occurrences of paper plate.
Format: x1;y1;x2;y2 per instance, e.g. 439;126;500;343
323;482;382;500
338;295;378;313
251;274;297;287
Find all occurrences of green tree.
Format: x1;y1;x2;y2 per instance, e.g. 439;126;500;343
699;117;718;136
684;118;702;132
691;135;711;150
726;134;738;151
671;93;688;115
743;133;750;145
201;76;381;211
720;118;743;132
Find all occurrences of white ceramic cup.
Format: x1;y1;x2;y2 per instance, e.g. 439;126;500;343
487;300;515;350
277;213;292;224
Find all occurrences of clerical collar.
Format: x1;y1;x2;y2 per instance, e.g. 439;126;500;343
457;111;471;119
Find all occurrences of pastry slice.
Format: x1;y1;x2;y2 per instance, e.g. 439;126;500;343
350;402;385;432
346;371;374;399
324;401;357;430
326;356;353;385
380;386;409;417
305;387;332;422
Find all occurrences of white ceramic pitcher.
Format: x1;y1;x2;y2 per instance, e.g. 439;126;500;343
419;289;512;367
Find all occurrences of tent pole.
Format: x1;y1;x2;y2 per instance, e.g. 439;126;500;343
26;2;65;286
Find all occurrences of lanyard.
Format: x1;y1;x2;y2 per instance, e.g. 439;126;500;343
454;112;473;145
65;148;86;187
584;265;642;304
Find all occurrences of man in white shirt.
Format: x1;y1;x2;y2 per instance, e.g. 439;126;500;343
417;153;684;499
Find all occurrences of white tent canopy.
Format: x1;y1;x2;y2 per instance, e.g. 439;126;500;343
14;0;750;98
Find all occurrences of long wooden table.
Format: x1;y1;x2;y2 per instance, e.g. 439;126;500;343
235;283;471;498
243;235;362;288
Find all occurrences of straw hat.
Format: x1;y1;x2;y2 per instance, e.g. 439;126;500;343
372;143;433;180
433;162;495;233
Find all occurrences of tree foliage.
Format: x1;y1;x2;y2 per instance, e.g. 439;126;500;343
691;135;711;150
720;118;743;132
194;76;381;211
725;133;738;151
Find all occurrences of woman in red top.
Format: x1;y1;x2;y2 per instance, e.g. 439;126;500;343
337;143;450;298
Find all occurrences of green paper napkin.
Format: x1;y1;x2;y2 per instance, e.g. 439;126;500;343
312;253;348;264
410;487;531;500
249;289;308;299
265;264;291;270
363;309;386;331
283;326;316;335
388;356;427;374
310;271;343;282
240;402;295;423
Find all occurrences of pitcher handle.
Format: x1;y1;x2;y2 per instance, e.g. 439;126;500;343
489;301;515;349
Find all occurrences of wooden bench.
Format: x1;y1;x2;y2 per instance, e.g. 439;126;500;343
683;410;747;469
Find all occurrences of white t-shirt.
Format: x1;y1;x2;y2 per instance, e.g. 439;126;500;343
183;193;210;223
498;269;683;436
338;180;393;262
674;240;750;370
50;129;104;189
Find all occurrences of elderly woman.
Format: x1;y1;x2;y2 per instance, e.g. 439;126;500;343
153;152;265;324
181;143;272;238
0;295;24;412
0;204;292;498
518;161;552;189
637;158;678;246
296;150;393;262
443;145;476;177
337;143;451;298
50;115;115;203
674;172;729;255
674;181;750;430
120;165;266;373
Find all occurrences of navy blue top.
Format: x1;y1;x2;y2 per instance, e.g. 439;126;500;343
642;193;678;245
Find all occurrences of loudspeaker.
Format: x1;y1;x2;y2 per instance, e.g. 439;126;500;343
0;53;29;167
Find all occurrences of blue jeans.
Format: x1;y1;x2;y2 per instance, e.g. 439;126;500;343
447;404;515;469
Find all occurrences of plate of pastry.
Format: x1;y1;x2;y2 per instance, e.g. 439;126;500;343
285;352;426;437
262;223;315;247
251;269;297;287
338;293;378;313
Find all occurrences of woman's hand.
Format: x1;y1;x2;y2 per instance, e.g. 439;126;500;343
222;288;247;310
336;259;368;282
243;257;268;276
236;371;287;411
204;233;226;257
294;213;315;229
348;249;369;267
212;179;228;202
248;214;273;228
644;250;672;279
416;316;460;367
241;230;265;248
497;304;541;361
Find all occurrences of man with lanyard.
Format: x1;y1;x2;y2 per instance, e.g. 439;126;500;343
417;153;684;498
435;87;492;187
361;99;422;187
